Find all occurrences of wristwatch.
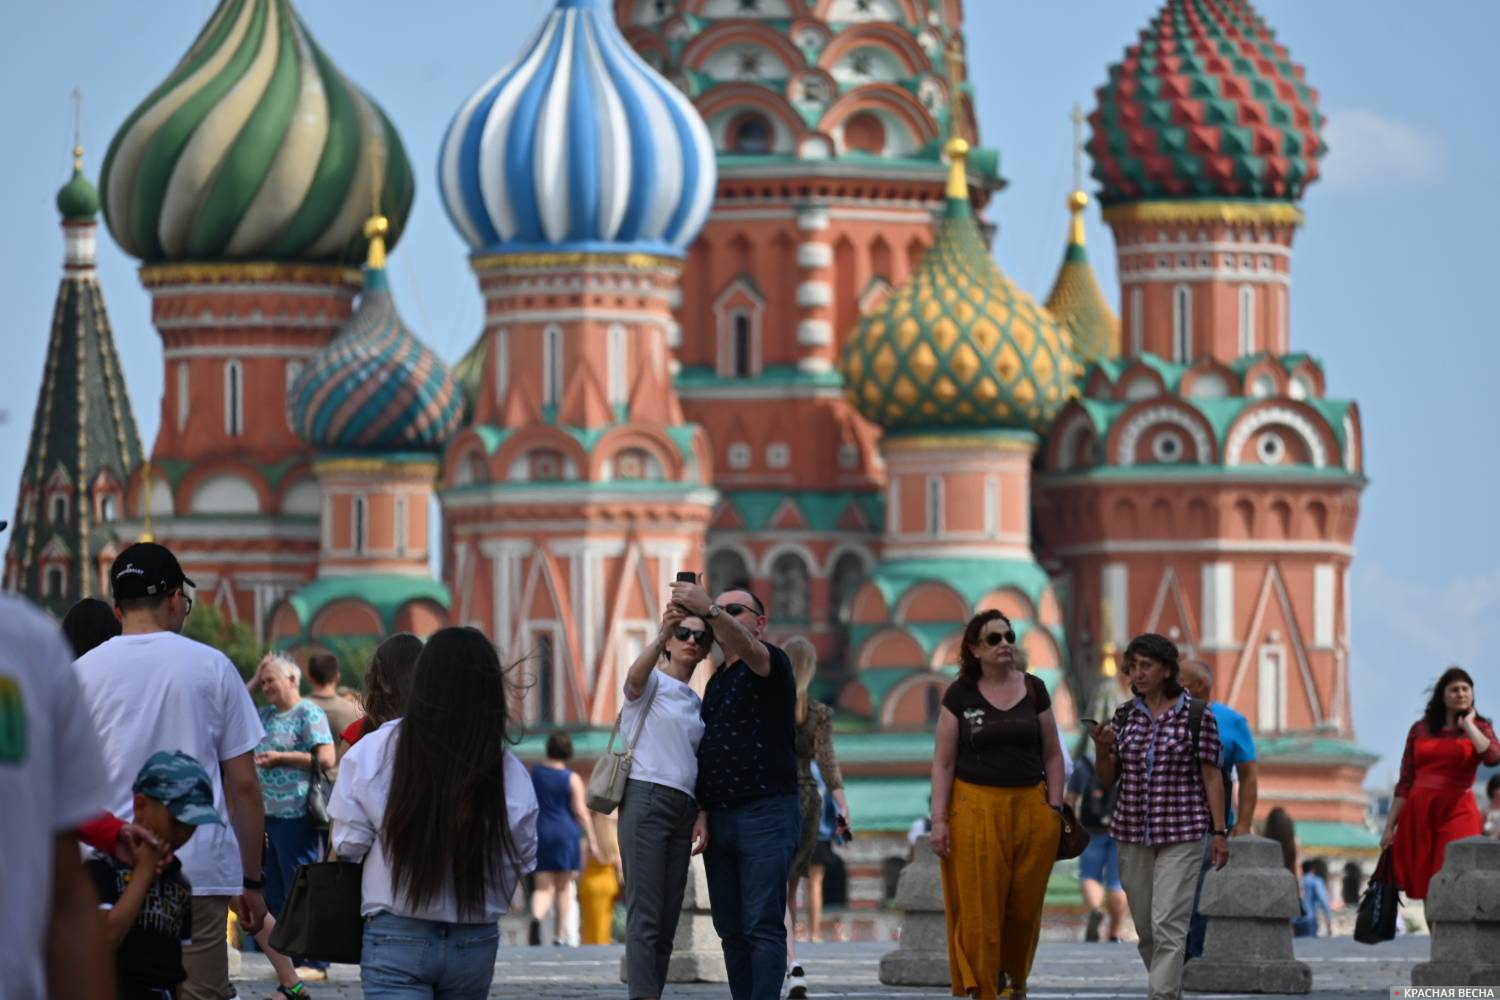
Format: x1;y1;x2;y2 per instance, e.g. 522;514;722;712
1211;829;1230;838
242;875;266;890
705;603;722;619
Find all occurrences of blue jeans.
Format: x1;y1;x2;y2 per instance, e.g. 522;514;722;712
1077;831;1123;891
360;913;499;999
703;794;800;1000
1185;833;1213;960
264;813;327;969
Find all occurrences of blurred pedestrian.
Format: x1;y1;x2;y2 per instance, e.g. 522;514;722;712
0;593;115;999
303;652;358;773
931;610;1065;1000
783;636;849;999
340;632;423;749
1485;774;1500;838
60;596;120;657
1381;666;1497;898
329;626;539;998
578;813;622;945
1262;807;1298;876
529;732;601;946
249;654;334;980
1292;859;1333;937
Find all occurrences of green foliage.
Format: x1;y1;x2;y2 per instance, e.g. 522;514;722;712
182;601;263;681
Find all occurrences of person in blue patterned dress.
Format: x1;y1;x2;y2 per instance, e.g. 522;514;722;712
250;654;334;978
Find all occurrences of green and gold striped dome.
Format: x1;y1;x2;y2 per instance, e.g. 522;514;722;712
100;0;413;264
842;139;1078;434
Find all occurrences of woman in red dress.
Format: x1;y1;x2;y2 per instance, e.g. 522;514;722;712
1380;666;1498;899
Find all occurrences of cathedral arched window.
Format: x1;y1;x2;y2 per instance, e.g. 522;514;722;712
46;566;65;599
770;552;811;623
50;494;68;525
708;548;752;594
728;112;772;154
542;326;564;407
1172;285;1192;363
829;552;867;623
926;475;944;535
1238;285;1255;357
224;359;244;437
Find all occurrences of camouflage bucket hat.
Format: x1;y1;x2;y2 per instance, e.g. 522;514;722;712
133;750;223;826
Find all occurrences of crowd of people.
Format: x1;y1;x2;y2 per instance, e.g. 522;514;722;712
4;535;1497;1000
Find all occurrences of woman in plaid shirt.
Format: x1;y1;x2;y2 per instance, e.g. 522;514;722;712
1090;634;1229;1000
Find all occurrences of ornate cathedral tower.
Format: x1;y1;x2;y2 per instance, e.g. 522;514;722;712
99;0;414;634
438;0;717;726
837;139;1079;729
5;139;144;614
1034;0;1372;841
620;0;1000;658
269;209;465;650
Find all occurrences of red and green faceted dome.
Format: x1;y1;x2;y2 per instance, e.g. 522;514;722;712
1089;0;1325;205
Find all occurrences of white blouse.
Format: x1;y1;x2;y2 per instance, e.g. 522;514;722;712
621;670;704;799
329;721;539;922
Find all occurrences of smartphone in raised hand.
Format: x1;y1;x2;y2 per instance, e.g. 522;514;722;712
675;571;698;583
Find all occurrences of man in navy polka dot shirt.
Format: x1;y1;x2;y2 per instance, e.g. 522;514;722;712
671;580;799;1000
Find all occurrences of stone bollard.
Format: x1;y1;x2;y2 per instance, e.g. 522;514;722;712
1181;835;1311;994
878;835;949;986
619;853;726;983
1411;836;1500;987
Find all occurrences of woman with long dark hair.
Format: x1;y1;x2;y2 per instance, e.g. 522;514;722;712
329;627;539;997
1381;666;1497;899
930;609;1065;999
338;632;423;749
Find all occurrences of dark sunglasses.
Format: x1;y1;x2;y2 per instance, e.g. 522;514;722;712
722;603;759;618
673;626;709;645
983;630;1016;647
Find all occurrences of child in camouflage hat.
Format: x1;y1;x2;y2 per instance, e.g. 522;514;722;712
85;750;222;1000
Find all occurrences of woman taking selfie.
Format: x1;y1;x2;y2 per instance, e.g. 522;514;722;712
1382;666;1497;899
930;610;1065;999
329;627;539;998
616;607;711;1000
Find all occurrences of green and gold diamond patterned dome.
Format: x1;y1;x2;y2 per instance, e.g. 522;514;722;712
842;139;1078;434
99;0;413;264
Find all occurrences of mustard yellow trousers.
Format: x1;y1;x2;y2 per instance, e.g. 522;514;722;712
940;780;1059;998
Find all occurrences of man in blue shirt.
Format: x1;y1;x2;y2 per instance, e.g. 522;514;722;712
1292;860;1333;936
1181;660;1260;960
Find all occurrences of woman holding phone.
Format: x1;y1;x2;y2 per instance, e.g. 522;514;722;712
616;600;712;1000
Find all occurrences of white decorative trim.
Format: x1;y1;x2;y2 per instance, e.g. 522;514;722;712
675;384;844;402
164;345;321;361
796;320;833;346
882;540;1034;562
1342;414;1358;472
442;486;719;510
1225;406;1328;468
126;518;318;541
1120;269;1290;289
1115;406;1212;466
796;242;833;268
1054;539;1356;558
797;357;834;375
155;314;346;332
796;281;832;308
796;209;830;231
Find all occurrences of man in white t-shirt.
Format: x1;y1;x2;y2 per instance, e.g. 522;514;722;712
74;542;268;1000
0;592;116;999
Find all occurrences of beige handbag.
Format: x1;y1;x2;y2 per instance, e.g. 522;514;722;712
586;676;659;814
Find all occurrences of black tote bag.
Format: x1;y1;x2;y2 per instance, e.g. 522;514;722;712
267;859;364;964
1353;847;1401;945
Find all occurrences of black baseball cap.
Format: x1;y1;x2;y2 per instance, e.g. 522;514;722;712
111;542;195;600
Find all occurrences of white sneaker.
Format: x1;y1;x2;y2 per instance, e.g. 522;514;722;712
785;964;808;999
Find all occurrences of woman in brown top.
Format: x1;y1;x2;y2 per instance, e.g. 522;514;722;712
783;637;848;999
931;610;1065;999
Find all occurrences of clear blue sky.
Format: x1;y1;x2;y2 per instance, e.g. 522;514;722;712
4;2;1496;784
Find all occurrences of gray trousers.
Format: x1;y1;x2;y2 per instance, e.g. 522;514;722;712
619;779;698;998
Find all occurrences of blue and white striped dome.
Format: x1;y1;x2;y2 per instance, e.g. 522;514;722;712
439;0;716;258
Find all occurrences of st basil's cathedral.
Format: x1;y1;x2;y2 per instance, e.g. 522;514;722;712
5;0;1375;857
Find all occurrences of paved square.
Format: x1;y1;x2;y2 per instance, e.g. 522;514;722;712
233;936;1432;999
